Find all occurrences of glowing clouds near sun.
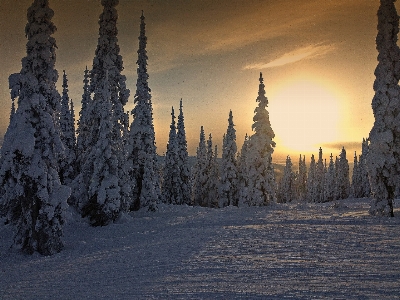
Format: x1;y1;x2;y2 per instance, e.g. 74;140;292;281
269;80;340;153
244;44;335;70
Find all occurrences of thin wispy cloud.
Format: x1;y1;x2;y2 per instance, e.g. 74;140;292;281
244;44;335;70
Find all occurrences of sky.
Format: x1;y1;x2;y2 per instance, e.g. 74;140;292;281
0;0;388;164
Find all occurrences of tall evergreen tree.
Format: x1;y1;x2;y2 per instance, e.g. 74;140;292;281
315;147;325;202
367;0;400;217
237;134;250;206
351;151;363;198
75;67;91;171
75;0;129;222
127;11;159;211
307;154;317;202
176;99;192;205
336;147;350;199
162;107;182;204
192;126;208;206
81;72;121;226
220;110;238;207
295;154;307;201
0;0;69;255
204;138;220;208
277;156;295;203
324;154;337;202
360;138;371;197
59;70;76;186
245;73;276;206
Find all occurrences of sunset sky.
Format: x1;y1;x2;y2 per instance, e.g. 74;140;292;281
0;0;389;164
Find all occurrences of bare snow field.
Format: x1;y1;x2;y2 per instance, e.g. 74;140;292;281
1;198;400;299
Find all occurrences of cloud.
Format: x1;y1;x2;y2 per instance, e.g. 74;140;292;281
320;141;362;152
243;44;335;70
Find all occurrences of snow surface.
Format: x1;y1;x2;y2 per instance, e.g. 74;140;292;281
1;198;400;299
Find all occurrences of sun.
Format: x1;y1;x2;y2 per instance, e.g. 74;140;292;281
269;79;340;154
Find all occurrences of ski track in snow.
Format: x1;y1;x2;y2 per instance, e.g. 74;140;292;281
1;199;400;299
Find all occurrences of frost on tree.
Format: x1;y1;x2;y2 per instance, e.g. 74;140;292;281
307;154;317;202
277;156;295;203
0;0;69;255
162;107;182;205
336;147;350;200
244;73;276;206
237;134;250;206
220;110;238;207
204;136;220;208
324;154;337;202
351;151;363;198
367;0;400;217
59;71;76;187
192;126;208;207
315;147;325;202
75;67;91;173
74;0;131;218
127;11;159;211
80;73;122;226
359;138;371;197
176;99;192;205
295;154;307;201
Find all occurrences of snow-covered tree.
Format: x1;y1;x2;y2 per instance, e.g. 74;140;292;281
74;0;130;221
295;154;307;201
204;137;220;208
237;134;250;206
324;154;337;202
367;0;400;217
192;126;208;206
315;147;325;202
81;73;121;226
220;110;238;207
0;0;69;255
244;73;276;206
277;156;295;203
126;11;159;211
176;99;192;205
359;138;371;197
162;107;182;205
59;70;76;186
307;154;317;202
351;151;363;198
75;67;91;172
336;147;350;200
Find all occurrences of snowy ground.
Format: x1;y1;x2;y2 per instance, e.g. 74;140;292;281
1;198;400;299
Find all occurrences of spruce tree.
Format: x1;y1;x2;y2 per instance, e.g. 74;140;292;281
192;126;208;206
127;11;159;211
59;70;76;186
360;138;371;197
204;137;220;208
277;156;295;203
220;110;238;207
76;0;129;222
324;154;337;202
76;67;91;171
351;151;363;198
336;147;350;200
0;0;69;255
245;73;276;206
237;134;250;206
296;154;307;201
307;154;317;202
162;107;182;205
315;147;325;202
81;72;121;226
176;99;192;205
367;0;400;216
